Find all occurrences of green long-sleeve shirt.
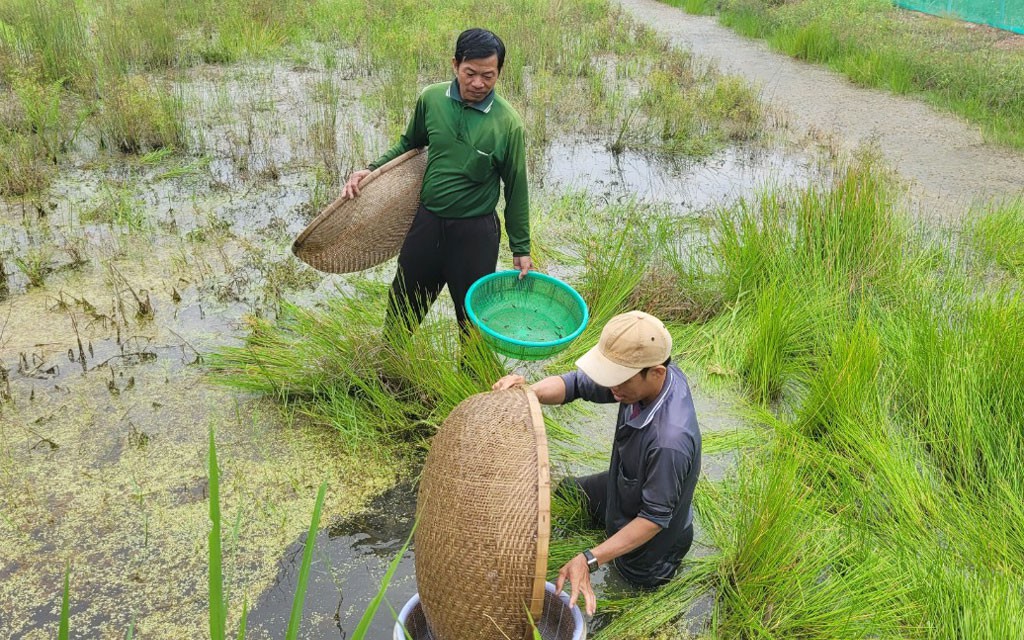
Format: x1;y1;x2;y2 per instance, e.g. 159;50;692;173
369;80;531;256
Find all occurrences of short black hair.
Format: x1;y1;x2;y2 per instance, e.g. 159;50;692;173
454;28;506;71
639;357;672;379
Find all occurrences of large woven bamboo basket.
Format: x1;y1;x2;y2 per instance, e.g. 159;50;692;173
291;148;427;274
415;388;551;640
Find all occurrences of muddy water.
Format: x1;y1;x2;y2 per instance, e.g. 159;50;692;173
2;48;815;639
617;0;1024;221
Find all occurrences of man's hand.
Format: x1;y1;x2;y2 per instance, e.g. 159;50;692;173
555;553;597;616
513;255;532;280
492;374;527;391
342;169;372;199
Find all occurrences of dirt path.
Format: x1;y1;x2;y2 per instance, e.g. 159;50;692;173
619;0;1024;221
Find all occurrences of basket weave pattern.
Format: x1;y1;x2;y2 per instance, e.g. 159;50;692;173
292;148;427;274
415;388;551;640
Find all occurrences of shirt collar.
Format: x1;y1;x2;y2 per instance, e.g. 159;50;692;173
447;79;495;113
623;369;676;430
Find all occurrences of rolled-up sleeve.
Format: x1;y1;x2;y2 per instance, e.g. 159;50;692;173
560;370;616;405
638;446;692;528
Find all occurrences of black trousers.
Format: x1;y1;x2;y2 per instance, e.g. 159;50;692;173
385;204;500;335
564;472;693;589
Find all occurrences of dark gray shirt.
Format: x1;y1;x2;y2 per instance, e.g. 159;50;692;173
560;365;701;585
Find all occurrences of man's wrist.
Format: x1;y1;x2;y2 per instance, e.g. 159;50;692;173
582;549;599;573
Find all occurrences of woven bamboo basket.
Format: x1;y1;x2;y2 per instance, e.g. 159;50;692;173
415;388;552;640
292;148;427;274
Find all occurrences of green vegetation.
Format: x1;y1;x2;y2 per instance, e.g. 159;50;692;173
284;480;327;640
215;155;1024;638
587;156;1023;637
0;132;54;196
208;428;230;640
970;199;1024;278
0;0;764;186
208;286;584;460
96;76;186;154
80;181;147;230
9;0;1023;637
663;0;1024;147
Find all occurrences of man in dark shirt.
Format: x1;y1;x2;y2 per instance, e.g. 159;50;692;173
493;311;701;615
342;28;532;335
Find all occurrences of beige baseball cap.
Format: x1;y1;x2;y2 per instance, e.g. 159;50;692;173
575;311;672;387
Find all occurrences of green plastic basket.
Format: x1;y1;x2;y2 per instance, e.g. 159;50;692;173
466;271;589;361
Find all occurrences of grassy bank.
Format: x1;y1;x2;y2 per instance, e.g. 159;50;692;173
598;156;1023;637
664;0;1024;148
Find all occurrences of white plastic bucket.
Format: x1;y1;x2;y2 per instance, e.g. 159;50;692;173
394;581;586;640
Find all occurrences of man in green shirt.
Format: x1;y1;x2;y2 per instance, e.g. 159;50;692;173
342;28;532;335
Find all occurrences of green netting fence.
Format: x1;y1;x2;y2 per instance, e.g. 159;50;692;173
895;1;1024;34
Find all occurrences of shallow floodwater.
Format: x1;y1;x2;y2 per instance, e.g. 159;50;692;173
543;140;816;212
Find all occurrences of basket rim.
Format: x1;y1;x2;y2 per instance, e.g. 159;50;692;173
394;581;585;640
465;271;589;349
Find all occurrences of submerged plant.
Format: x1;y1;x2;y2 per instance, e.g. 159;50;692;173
13;245;54;287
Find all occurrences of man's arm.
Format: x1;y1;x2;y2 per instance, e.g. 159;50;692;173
556;517;661;616
342;93;428;198
561;446;693;615
492;374;565;404
499;123;530;276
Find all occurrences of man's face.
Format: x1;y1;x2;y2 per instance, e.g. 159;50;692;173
451;54;500;104
609;366;666;406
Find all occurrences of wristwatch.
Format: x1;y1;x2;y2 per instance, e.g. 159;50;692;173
582;549;599;573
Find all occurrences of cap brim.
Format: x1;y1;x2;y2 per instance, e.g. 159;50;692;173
575;345;640;388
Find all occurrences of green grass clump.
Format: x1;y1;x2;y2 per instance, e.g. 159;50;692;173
10;74;80;161
665;0;1024;147
13;245;54;287
626;154;1024;638
969;199;1024;278
80;181;147;230
208;285;580;457
0;132;53;196
0;0;89;85
95;0;180;73
97;75;186;153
